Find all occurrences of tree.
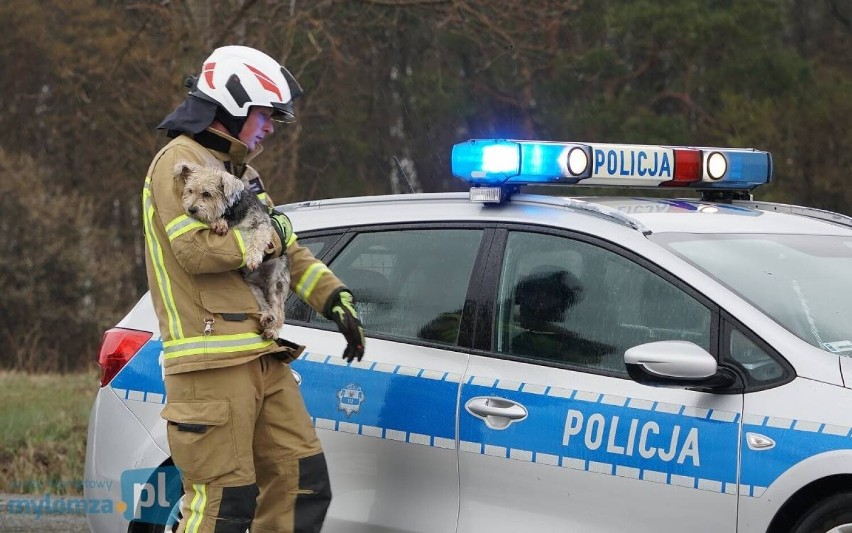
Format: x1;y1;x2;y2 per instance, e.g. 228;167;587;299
0;0;848;371
0;148;134;371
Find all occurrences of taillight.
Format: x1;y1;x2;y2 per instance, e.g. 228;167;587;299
97;328;153;387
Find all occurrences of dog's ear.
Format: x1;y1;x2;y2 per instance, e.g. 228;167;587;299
221;174;245;205
174;161;196;183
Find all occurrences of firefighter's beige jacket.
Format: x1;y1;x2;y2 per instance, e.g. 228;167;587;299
143;129;344;375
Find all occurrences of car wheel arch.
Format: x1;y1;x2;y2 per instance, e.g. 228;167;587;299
766;473;852;533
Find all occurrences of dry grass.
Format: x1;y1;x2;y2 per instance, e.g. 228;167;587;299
0;371;99;495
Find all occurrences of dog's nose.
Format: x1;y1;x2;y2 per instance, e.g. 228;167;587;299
188;206;197;215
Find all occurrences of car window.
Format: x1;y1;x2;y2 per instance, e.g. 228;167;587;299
653;233;852;356
494;231;712;375
728;328;786;385
310;228;483;346
299;237;328;258
285;236;335;321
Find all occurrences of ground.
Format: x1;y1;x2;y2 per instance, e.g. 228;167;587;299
0;371;96;497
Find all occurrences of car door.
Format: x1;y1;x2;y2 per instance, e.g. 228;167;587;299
281;226;486;533
457;228;743;532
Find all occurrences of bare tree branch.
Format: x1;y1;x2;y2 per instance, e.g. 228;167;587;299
356;0;449;5
826;0;852;34
109;1;172;78
649;91;719;129
211;0;263;46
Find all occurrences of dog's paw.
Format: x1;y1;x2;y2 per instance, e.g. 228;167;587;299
261;312;284;339
260;312;276;328
210;219;229;235
245;253;264;271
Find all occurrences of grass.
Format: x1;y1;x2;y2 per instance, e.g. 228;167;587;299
0;371;99;496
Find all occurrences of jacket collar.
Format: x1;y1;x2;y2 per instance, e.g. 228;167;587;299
192;128;263;177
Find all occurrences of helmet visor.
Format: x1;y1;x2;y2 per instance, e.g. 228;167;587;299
270;101;296;124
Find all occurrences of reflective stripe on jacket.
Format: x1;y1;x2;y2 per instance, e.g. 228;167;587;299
143;129;344;374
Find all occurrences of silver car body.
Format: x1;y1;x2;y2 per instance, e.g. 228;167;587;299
85;191;852;532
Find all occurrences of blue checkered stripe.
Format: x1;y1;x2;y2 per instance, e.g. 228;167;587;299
112;346;852;497
459;375;741;495
294;355;852;497
294;353;740;493
740;413;852;498
294;352;461;449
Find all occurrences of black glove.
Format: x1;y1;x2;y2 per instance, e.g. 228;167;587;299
328;290;365;363
268;208;293;256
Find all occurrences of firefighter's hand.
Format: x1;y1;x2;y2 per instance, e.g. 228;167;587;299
329;291;365;363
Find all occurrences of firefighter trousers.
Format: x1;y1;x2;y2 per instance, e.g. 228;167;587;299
162;353;331;533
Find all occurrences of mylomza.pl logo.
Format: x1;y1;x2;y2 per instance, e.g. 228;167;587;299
5;494;118;519
120;465;182;523
5;468;181;522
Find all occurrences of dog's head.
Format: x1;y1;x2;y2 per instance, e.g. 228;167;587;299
174;162;245;223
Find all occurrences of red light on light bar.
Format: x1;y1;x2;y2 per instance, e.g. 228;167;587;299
666;149;702;186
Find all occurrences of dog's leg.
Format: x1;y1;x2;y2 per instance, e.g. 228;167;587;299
264;256;291;337
245;277;277;339
243;226;271;271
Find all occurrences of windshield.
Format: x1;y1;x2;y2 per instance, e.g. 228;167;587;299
651;233;852;357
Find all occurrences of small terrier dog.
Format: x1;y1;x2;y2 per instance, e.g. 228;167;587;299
175;161;290;339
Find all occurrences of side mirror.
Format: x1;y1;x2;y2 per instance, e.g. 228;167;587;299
625;341;737;390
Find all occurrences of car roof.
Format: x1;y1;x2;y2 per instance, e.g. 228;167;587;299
281;192;852;236
580;196;852;235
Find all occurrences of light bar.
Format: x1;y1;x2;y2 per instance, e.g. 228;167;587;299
451;139;772;193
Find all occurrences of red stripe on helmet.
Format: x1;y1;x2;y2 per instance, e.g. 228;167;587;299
203;62;216;88
245;64;282;100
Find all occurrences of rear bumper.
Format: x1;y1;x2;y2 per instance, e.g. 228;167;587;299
84;386;169;532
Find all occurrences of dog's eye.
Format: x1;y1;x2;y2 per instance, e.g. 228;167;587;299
202;192;212;198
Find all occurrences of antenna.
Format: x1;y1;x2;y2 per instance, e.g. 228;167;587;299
392;156;416;194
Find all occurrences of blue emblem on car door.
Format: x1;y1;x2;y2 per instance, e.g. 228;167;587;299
338;383;365;417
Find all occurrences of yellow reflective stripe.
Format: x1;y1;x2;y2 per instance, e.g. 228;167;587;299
166;213;246;266
185;483;206;533
143;177;183;339
233;228;247;268
287;232;298;248
163;333;275;359
166;215;207;241
257;192;271;205
296;263;332;301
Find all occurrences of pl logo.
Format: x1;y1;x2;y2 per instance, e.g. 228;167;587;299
120;465;182;524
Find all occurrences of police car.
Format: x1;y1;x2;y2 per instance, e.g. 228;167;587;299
85;139;852;533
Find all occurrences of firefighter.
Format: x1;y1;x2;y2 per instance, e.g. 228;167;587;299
143;45;365;533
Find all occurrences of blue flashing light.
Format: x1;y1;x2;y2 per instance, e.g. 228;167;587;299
451;140;520;185
516;142;588;183
451;139;772;192
698;148;773;189
451;139;590;185
481;143;521;173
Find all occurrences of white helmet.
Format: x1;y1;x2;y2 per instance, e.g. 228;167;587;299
189;45;303;123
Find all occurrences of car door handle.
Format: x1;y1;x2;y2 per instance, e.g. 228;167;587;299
465;396;528;430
